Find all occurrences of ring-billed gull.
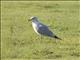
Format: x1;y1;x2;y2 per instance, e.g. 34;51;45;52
28;16;61;40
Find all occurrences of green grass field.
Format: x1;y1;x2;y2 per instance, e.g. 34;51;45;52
1;1;80;60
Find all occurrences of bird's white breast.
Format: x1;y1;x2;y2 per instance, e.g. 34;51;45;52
32;22;40;35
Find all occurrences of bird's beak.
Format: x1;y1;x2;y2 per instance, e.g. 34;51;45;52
28;19;31;21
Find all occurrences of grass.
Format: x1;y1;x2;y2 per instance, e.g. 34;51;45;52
1;1;80;60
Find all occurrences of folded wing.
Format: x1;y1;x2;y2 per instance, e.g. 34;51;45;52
37;24;54;37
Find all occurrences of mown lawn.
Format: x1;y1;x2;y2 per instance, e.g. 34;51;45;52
1;1;80;60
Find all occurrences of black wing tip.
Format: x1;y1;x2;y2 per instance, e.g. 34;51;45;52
54;36;62;40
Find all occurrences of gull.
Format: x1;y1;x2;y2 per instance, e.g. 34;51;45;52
28;16;61;40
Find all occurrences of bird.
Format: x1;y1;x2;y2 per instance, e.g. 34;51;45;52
28;16;61;40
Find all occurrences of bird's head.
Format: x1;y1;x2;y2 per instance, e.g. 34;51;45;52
28;16;39;22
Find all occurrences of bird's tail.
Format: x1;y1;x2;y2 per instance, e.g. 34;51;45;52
54;35;62;40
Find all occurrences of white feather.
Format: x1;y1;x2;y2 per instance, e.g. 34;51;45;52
32;22;40;35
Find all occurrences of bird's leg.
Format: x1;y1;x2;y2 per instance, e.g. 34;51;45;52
40;35;43;40
39;35;44;41
39;35;44;43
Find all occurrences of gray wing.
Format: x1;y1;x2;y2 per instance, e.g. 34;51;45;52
37;24;53;37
